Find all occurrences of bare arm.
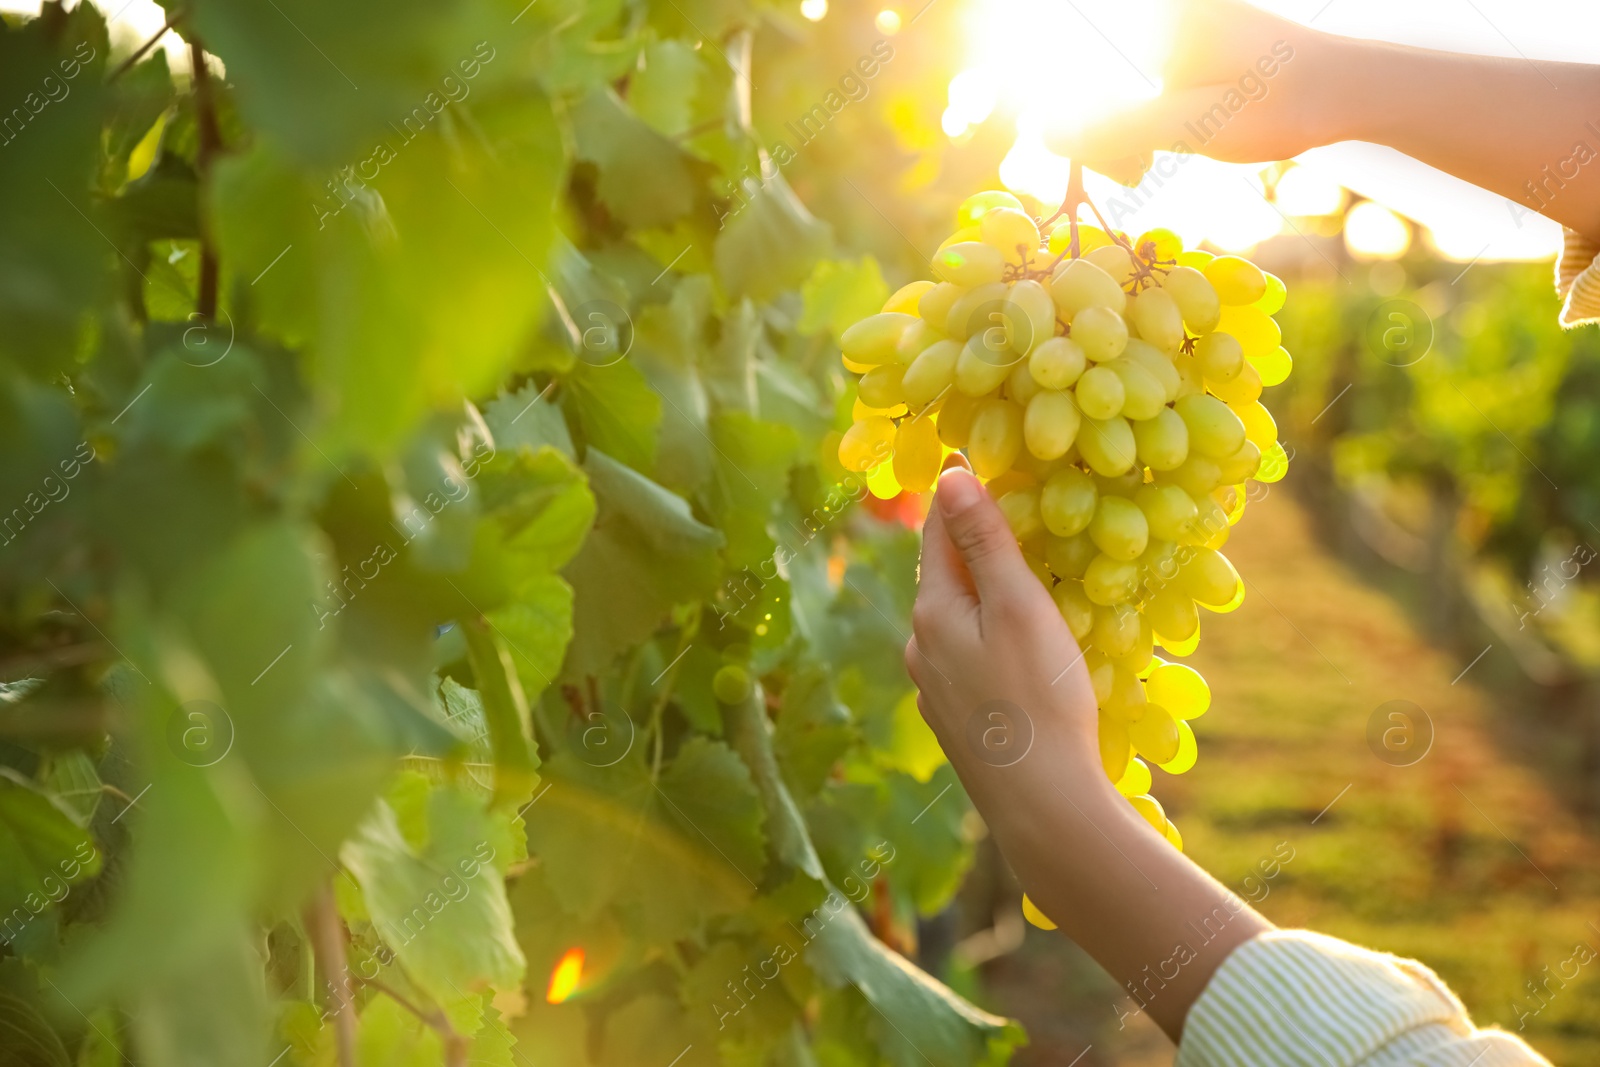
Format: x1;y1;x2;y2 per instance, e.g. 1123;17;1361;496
1049;0;1600;241
906;467;1269;1042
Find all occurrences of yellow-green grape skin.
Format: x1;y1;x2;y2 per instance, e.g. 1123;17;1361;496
938;225;980;252
937;390;980;448
1093;604;1143;660
997;487;1044;541
1257;440;1289;483
1053;580;1096;641
1122;339;1181;402
1171;351;1205;400
838;416;896;472
1180;547;1241;607
1085;242;1138;288
857;364;905;409
1005;279;1057;354
932;241;1005;287
919;282;965;326
1096;467;1145;498
841;313;917;364
1129;793;1168;833
1050;258;1127;320
1182;493;1229;547
1203;255;1267;305
958;189;1026;229
1040;467;1097;536
1253;346;1293;387
1046;531;1098;579
1129;703;1181;764
1135;227;1182;263
1207;358;1263;405
1216;304;1282;360
980;207;1043;262
967;398;1024;480
955;335;1017;396
1146;661;1211;720
1029;336;1087;390
1104;358;1165;421
1024;389;1081;461
1083;553;1140;605
1159;265;1221;333
895;318;944;365
1023;549;1054;586
1175;394;1247;459
712;663;753;704
1077;415;1137;477
1231;400;1278;450
1139;538;1179;585
1007;360;1042;406
1128;287;1185;354
1146;583;1199;641
1177;249;1215;270
1069;305;1129;362
1216;440;1262;485
945;282;1013;340
1135;483;1198;542
1194;331;1244;383
1074;365;1125;421
892;415;943;494
1111;622;1155;675
1159;721;1199;774
901;338;962;407
1255;271;1287;315
1085;650;1116;704
1159;453;1222;498
883;279;936;316
1114;757;1153;797
1048;221;1114;257
1099;712;1133;780
1133;407;1190;471
1088;495;1149;561
1164;820;1184;851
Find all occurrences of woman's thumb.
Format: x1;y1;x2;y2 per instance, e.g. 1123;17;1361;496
934;469;1031;602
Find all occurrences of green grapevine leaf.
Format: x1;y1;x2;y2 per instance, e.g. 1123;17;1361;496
0;769;99;919
714;171;832;302
571;88;700;230
799;257;890;343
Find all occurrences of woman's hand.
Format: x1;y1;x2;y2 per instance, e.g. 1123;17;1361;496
905;466;1101;798
1046;0;1337;171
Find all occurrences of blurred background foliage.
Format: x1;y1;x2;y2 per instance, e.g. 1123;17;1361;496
2;0;1599;1063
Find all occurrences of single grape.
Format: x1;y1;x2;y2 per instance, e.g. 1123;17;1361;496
997;487;1044;540
1156;453;1222;497
1206;358;1262;405
1104;358;1165;421
1146;661;1210;720
838;416;896;472
1085;243;1138;288
883;279;936;316
1085;650;1115;704
1110;614;1155;673
1215;439;1262;484
1024;389;1081;461
932;241;1005;287
1216;304;1282;359
967;397;1024;479
1046;531;1098;579
1194;331;1244;383
1146;583;1199;641
1040;467;1096;536
1158;721;1198;774
1204;255;1267;305
919;282;965;326
1007;360;1042;406
1176;249;1215;270
1121;338;1181;402
1133;407;1190;471
1088;496;1149;561
1099;712;1133;780
945;282;1013;340
1029;336;1087;390
1159;265;1221;333
1075;364;1126;421
1053;580;1096;641
841;312;917;364
1231;400;1278;450
1129;704;1180;763
1135;483;1199;542
1135;227;1182;263
955;335;1018;396
1115;757;1153;797
901;338;962;407
1047;220;1114;257
1175;394;1247;459
937;391;980;448
1252;346;1293;387
938;225;981;252
1181;493;1230;547
1077;414;1137;477
1128;287;1185;354
980;207;1043;263
1179;547;1241;607
1255;271;1287;315
1050;258;1127;320
1005;279;1057;354
1104;663;1148;719
1256;440;1290;483
1083;553;1140;605
957;189;1026;229
1129;793;1168;833
1069;305;1130;362
1022;893;1058;931
1164;820;1184;851
857;363;905;409
892;415;943;494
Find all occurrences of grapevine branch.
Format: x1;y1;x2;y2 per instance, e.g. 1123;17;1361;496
109;7;183;82
190;37;222;321
304;883;357;1067
354;976;468;1067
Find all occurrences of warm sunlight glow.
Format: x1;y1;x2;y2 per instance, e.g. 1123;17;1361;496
1344;200;1412;260
875;7;902;34
546;947;585;1004
800;0;828;21
1274;165;1346;217
942;67;999;137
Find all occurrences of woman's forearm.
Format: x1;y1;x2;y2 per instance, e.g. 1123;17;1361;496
951;740;1269;1043
1317;32;1600;239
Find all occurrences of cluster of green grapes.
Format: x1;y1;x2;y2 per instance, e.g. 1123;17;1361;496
835;190;1293;895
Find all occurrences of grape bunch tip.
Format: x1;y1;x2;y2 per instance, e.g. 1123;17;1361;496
836;189;1295;923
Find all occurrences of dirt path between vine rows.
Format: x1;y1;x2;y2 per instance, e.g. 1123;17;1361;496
978;489;1600;1066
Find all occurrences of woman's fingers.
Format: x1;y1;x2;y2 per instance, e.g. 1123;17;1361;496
932;469;1037;610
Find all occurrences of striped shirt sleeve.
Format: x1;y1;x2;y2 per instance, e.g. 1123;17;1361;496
1556;228;1600;327
1175;930;1552;1067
